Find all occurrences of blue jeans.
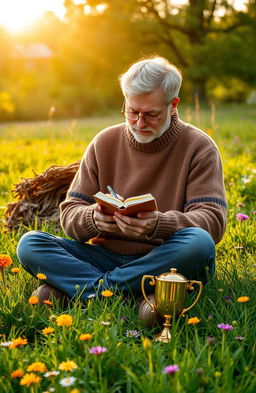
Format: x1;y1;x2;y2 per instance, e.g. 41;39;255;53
17;227;215;299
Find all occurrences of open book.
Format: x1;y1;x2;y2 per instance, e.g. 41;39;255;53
93;192;157;216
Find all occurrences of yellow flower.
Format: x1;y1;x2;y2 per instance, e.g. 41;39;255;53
43;300;53;306
214;371;222;377
36;273;47;280
9;337;28;349
79;333;92;341
20;373;42;386
237;296;250;303
58;360;78;371
11;267;21;273
71;389;80;393
27;362;47;373
188;317;201;325
142;337;152;350
0;254;12;268
101;290;114;297
42;327;55;335
56;314;73;327
10;369;23;378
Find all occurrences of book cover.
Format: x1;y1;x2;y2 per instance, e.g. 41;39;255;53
93;192;157;216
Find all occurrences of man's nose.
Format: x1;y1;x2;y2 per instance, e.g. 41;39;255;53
136;115;147;128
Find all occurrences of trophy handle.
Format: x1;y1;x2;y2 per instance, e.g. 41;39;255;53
141;275;156;311
181;280;202;316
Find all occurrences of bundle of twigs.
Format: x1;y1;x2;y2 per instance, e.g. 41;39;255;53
4;161;80;231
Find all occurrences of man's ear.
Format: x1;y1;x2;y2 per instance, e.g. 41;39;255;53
170;97;180;115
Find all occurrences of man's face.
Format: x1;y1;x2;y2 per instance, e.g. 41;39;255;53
125;88;179;144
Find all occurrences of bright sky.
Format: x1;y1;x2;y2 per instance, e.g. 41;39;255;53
0;0;247;33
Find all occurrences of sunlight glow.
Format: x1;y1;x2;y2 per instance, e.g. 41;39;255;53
0;0;65;32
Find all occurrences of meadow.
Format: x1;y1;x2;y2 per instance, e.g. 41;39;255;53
0;103;255;393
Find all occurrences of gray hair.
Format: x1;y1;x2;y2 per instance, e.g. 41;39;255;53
119;57;182;102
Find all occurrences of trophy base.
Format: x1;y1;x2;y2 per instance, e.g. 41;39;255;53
154;327;172;343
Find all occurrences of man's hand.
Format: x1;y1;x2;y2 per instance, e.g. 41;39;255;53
93;193;124;234
113;210;159;238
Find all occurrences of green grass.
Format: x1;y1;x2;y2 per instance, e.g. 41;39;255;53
0;104;256;392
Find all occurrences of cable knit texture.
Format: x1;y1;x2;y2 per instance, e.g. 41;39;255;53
60;112;227;255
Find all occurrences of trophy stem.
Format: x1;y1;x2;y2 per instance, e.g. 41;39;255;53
154;315;172;343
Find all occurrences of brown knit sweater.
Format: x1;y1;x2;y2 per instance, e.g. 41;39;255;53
60;112;227;255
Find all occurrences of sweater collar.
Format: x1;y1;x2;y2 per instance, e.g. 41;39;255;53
124;111;182;152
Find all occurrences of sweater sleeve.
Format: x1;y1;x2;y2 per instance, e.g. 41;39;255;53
59;143;101;242
149;147;227;244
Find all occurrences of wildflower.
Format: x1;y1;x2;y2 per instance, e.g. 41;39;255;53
56;314;73;327
43;300;53;306
42;327;54;335
253;211;256;215
125;329;140;338
70;389;80;393
100;321;110;325
58;360;78;372
217;323;233;331
237;202;245;208
207;314;215;321
235;336;245;341
27;362;47;373
237;296;250;303
89;346;107;355
28;296;39;305
98;279;104;285
224;296;231;302
0;254;12;268
79;334;92;341
36;273;47;280
11;267;20;273
1;341;13;347
20;373;42;386
120;316;126;323
59;376;76;387
9;337;28;349
188;317;201;325
101;290;114;297
87;294;96;299
163;364;179;374
10;369;23;378
236;213;249;221
142;337;152;350
44;371;60;377
206;336;216;346
214;371;222;377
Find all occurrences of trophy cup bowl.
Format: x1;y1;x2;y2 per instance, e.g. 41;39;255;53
141;268;202;343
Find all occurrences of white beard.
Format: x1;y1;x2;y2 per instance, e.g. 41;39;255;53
127;111;171;144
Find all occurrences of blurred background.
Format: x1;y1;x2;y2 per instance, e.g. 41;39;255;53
0;0;255;121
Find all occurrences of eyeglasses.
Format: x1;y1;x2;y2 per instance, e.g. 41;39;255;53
121;101;169;124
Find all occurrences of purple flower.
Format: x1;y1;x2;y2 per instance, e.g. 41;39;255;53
163;364;179;375
217;323;233;331
89;346;107;355
224;296;231;302
236;214;249;221
120;316;126;323
125;329;140;338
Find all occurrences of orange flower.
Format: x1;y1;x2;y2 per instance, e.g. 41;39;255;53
188;317;201;325
27;362;47;373
20;373;41;386
56;314;73;327
11;267;21;273
10;369;23;378
0;254;12;268
42;327;54;335
237;296;250;303
79;333;92;341
28;296;39;305
9;337;28;349
58;360;78;371
101;290;114;297
43;300;53;306
36;273;47;280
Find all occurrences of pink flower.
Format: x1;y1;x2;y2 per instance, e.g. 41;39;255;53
89;346;107;355
253;211;256;215
217;323;233;331
236;214;249;221
163;364;179;374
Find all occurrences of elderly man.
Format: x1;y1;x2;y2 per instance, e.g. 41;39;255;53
17;57;226;309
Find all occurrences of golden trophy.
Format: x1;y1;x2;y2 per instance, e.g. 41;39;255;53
141;268;202;343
